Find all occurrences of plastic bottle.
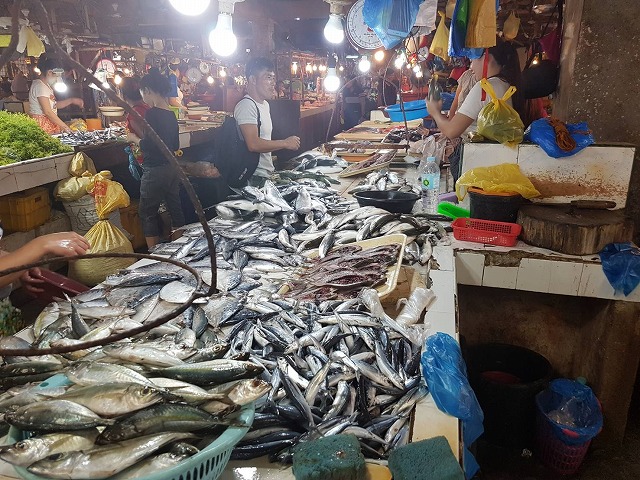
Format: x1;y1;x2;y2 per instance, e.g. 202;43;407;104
419;155;440;214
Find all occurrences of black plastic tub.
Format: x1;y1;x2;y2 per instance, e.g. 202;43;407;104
467;343;553;449
468;187;523;223
353;190;419;214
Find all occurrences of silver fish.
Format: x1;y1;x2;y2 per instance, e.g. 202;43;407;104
6;400;115;431
0;429;99;467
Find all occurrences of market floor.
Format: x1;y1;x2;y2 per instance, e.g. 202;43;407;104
475;377;640;480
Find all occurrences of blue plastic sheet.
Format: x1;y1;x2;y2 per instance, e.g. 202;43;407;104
536;379;602;445
422;333;484;479
524;118;594;158
599;243;640;296
363;0;422;50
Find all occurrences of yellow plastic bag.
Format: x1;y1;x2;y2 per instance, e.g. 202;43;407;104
429;12;450;62
503;12;520;41
54;153;97;202
69;174;133;286
466;0;497;48
477;79;524;148
456;163;541;200
88;172;130;220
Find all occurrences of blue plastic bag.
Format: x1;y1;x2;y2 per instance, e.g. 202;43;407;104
524;118;594;158
124;145;142;181
363;0;422;50
599;243;640;296
536;379;602;445
422;333;484;479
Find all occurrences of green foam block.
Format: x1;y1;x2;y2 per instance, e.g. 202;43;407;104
292;434;366;480
388;436;465;480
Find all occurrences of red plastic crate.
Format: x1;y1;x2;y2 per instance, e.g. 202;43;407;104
452;218;522;247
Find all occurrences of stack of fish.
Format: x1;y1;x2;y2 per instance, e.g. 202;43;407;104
56;127;126;147
348;170;420;196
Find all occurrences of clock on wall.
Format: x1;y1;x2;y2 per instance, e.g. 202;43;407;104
346;0;384;51
95;59;116;75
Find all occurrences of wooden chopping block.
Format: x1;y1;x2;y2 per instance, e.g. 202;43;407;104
517;205;634;255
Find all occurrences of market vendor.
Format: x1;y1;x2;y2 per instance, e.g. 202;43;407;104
28;58;84;134
167;60;187;114
234;57;300;185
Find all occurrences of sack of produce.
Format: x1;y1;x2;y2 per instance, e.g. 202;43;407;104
69;175;134;286
54;152;97;202
477;79;524;148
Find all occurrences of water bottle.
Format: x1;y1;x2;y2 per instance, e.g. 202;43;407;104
419;156;440;214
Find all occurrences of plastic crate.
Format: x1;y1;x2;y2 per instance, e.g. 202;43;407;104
8;374;255;480
452;218;522;247
0;187;51;232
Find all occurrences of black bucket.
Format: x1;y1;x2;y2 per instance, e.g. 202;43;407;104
468;188;523;223
467;343;553;449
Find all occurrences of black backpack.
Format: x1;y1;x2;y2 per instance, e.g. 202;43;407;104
213;97;261;188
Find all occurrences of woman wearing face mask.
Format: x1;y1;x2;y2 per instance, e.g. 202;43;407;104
28;58;84;134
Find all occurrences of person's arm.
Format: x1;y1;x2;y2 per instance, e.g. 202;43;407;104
427;98;474;139
37;96;70;132
57;98;83;110
448;85;463;118
169;96;187;111
238;124;300;152
0;232;90;289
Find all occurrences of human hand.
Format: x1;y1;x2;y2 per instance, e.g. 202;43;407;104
74;98;85;109
20;267;45;294
36;232;90;258
203;163;221;178
283;136;300;150
426;98;443;118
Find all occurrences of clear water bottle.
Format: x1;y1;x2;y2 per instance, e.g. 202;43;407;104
419;155;440;214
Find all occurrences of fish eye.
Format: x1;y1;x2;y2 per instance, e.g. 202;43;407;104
142;386;152;394
48;453;64;461
15;442;26;450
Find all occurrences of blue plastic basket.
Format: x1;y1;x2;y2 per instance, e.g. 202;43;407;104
385;100;428;122
7;374;255;480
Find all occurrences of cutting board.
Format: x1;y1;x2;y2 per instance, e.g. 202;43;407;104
517;205;634;255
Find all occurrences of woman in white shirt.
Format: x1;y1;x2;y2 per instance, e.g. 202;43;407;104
426;41;527;181
29;58;84;134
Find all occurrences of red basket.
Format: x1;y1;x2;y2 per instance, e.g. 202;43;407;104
451;218;522;247
536;410;591;475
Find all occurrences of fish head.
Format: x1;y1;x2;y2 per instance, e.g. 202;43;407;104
28;452;77;477
0;438;48;467
128;384;167;405
170;441;199;456
96;425;130;444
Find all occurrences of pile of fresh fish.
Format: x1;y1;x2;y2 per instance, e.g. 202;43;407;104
291;150;349;172
383;127;423;144
56;127;126;146
338;150;397;177
283;244;401;302
348;170;421;196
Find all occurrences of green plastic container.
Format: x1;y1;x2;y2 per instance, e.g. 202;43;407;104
438;202;470;219
7;374;255;480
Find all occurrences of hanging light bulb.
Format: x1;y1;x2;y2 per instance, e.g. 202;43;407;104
532;54;540;65
323;13;344;44
123;68;131;75
312;64;318;72
394;52;406;70
33;67;41;75
415;69;423;78
102;82;110;89
358;56;370;73
209;13;237;57
338;65;344;72
114;73;123;85
324;67;340;93
219;67;227;77
207;75;215;84
53;80;67;93
319;64;327;72
168;0;211;16
374;50;385;62
412;64;421;73
305;63;312;74
291;62;298;75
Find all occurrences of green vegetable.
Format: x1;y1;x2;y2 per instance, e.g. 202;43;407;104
0;112;72;165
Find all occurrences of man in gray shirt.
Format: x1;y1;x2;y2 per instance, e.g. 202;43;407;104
234;58;300;184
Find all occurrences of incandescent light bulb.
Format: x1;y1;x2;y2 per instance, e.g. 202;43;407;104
168;0;210;16
324;14;344;44
209;13;237;57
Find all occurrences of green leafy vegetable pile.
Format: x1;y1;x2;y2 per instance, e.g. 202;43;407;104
0;112;72;166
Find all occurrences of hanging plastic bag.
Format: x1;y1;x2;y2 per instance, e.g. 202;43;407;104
456;163;541;200
69;175;134;286
446;0;456;19
448;0;484;59
54;152;98;202
124;145;142;181
503;12;520;40
363;0;422;49
466;0;497;48
421;332;484;479
429;12;450;62
477;79;524;147
414;0;438;33
599;243;640;296
524;118;594;158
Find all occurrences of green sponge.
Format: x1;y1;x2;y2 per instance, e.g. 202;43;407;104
292;434;366;480
388;436;464;480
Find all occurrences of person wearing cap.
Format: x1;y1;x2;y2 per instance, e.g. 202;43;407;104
28;57;84;134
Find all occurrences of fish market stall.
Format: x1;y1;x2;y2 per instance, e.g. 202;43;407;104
0;160;460;479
